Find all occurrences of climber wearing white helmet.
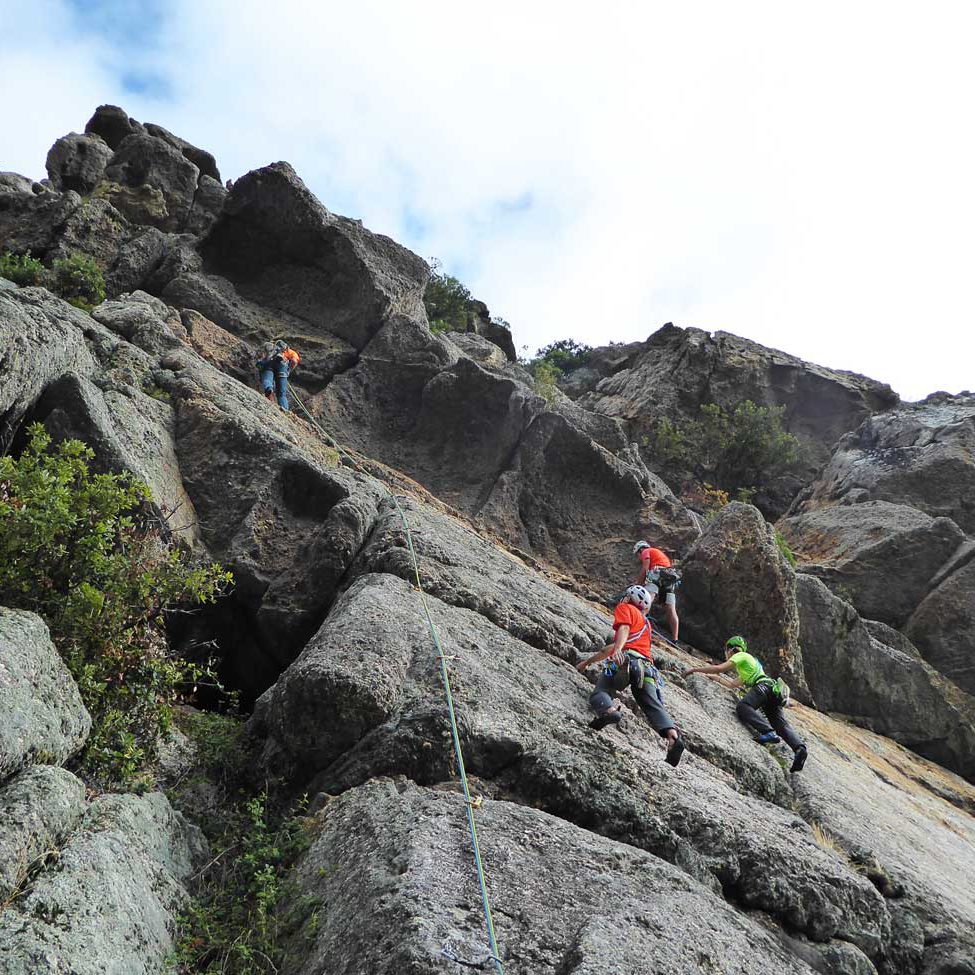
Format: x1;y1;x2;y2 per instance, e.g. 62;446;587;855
575;585;684;766
632;540;681;641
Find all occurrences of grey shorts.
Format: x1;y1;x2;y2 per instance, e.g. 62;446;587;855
645;568;679;605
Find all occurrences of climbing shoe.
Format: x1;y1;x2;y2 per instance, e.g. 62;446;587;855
790;745;808;773
665;737;685;767
756;731;781;745
589;709;623;731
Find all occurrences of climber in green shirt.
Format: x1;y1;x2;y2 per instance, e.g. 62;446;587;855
685;635;808;772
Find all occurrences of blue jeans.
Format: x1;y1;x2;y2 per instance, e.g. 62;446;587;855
257;357;291;411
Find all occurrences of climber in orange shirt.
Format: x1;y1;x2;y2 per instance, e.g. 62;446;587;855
633;540;680;641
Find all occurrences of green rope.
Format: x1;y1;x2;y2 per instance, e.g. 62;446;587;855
288;387;504;974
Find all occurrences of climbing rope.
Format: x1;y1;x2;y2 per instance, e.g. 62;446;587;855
288;387;505;974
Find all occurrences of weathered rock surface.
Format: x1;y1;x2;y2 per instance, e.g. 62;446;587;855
0;766;86;901
0;608;91;781
793;710;975;974
792;393;975;534
904;555;975;696
796;573;975;780
199;162;429;350
0;791;204;975
45;132;112;194
0;173;39;195
680;502;809;699
105;226;168;296
85;104;145;150
778;501;967;627
285;779;826;975
256;573;886;954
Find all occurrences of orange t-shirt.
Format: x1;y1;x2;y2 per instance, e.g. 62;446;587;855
639;547;671;573
613;602;653;660
281;348;301;370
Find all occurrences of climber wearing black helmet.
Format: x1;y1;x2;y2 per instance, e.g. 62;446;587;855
686;635;807;772
576;585;685;766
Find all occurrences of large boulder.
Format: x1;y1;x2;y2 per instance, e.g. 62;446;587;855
0;608;91;781
105;226;169;296
99;132;202;233
254;572;886;954
0;791;204;975
0;766;86;902
84;104;145;150
0;173;40;195
45;132;113;194
144;121;221;182
904;555;975;697
199;162;429;349
796;573;975;780
284;779;828;975
777;500;967;627
679;502;809;699
792;393;975;534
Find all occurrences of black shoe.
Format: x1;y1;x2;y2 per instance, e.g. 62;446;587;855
665;737;685;767
590;709;623;731
791;745;808;773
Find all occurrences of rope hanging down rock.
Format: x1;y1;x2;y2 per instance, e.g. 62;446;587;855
289;387;505;975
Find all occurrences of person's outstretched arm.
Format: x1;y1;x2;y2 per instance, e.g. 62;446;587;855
685;660;737;676
577;625;629;672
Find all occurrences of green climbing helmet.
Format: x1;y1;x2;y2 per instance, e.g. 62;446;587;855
725;635;748;653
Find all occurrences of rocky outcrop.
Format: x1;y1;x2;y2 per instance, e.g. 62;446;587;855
45;132;112;194
198;162;428;349
778;501;966;627
0;173;41;195
791;393;975;533
284;780;826;975
796;574;975;779
0;791;204;975
577;323;898;479
0;608;91;780
679;502;809;699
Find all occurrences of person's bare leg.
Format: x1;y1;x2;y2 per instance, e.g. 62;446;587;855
665;603;679;641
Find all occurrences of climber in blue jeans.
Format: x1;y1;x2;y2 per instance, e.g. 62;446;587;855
256;340;300;411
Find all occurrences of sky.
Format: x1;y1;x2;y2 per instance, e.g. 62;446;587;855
1;0;972;401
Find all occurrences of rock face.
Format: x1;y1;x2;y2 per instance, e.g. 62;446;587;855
796;574;975;779
285;780;824;975
679;502;809;700
784;393;975;699
0;791;204;975
45;132;112;194
199;162;429;349
0;608;91;780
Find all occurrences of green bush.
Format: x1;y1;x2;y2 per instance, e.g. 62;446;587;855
775;529;797;567
0;426;231;786
50;253;106;311
532;359;563;404
646;401;800;496
423;268;474;332
531;338;592;374
170;787;320;974
0;250;45;286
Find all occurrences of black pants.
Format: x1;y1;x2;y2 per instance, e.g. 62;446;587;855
736;683;804;752
590;658;676;737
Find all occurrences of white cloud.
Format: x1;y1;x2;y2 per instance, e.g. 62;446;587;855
1;0;972;399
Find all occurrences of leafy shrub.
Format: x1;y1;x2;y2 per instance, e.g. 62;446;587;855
0;250;45;286
681;482;730;521
531;338;592;374
170;784;320;974
423;266;474;332
0;426;231;786
50;253;106;311
646;401;800;496
532;359;563;404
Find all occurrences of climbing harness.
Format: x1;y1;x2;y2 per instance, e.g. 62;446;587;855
288;387;504;974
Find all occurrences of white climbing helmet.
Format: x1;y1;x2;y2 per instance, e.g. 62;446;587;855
633;540;651;555
624;585;654;615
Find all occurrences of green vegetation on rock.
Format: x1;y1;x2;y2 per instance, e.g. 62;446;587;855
1;248;106;312
0;425;231;787
647;400;801;496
